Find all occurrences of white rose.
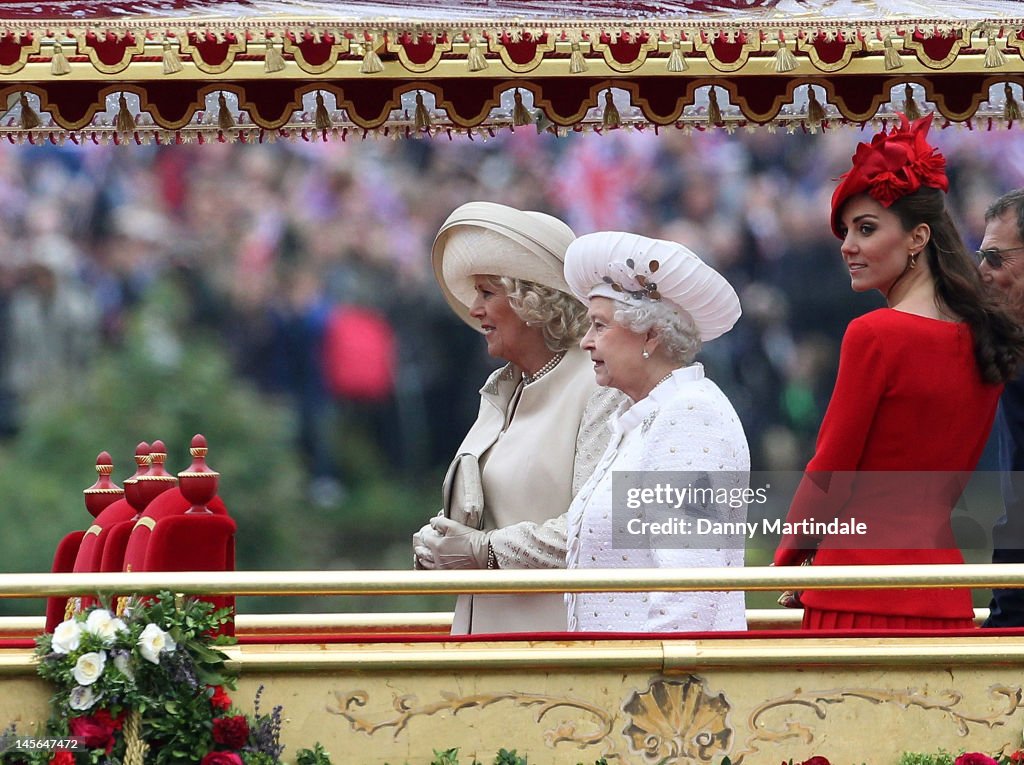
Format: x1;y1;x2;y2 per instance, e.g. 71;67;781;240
51;619;83;655
84;609;127;644
113;652;135;682
72;651;106;686
68;685;99;711
138;623;176;664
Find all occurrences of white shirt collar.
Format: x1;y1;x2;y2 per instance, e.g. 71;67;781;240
613;363;704;435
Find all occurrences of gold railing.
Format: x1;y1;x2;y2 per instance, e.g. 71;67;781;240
0;566;1018;673
0;563;1023;598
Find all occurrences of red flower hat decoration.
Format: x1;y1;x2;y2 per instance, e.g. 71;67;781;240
830;112;949;238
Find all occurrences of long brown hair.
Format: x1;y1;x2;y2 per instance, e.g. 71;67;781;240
890;188;1024;383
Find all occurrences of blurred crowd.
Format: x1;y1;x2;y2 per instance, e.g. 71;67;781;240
1;123;1023;498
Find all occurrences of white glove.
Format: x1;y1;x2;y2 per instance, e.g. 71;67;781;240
412;522;439;570
418;516;491;570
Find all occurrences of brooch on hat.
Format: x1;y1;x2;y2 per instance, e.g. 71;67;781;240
603;257;662;302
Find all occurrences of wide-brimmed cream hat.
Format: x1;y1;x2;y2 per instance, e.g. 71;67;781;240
432;201;576;330
564;231;741;341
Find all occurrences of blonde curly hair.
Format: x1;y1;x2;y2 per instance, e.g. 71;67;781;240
484;275;588;352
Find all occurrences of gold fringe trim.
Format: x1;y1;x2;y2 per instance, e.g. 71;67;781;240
50;41;71;76
360;35;384;74
467;34;488;72
1005;83;1022;122
707;87;722;127
19;93;41;130
602;90;620;129
162;41;183;74
667;39;687;72
883;36;903;70
903;83;922;121
216;92;234;130
414;91;430;131
985;32;1007;68
116;94;136;132
265;39;286;73
569;41;588;73
512;89;532;126
773;38;797;73
806;86;824;126
315;91;332;130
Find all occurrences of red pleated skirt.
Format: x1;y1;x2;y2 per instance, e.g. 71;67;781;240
802;607;975;630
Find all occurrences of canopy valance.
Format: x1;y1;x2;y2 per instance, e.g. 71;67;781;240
1;1;1023;140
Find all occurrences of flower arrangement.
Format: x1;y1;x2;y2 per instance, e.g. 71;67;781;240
2;592;327;765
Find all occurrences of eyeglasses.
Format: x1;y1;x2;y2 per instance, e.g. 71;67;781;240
975;245;1024;269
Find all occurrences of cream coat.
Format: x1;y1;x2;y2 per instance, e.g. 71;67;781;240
442;347;620;634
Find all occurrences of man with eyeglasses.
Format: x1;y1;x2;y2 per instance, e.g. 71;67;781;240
979;188;1024;628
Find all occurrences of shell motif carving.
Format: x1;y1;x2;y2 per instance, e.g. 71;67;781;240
621;675;733;763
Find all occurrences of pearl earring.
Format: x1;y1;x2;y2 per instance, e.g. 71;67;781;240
642;349;650;359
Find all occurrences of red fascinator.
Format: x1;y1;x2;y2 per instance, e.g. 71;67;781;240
829;113;949;238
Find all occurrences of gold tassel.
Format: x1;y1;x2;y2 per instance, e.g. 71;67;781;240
512;89;532;126
359;35;384;74
773;37;797;73
806;86;825;126
414;91;431;131
602;90;621;129
985;31;1007;68
707;87;722;127
883;36;903;70
1005;83;1022;122
534;108;554;134
314;91;332;130
50;41;71;76
903;83;922;121
19;93;41;130
162;40;183;74
265;39;286;73
467;34;488;71
122;709;149;765
569;40;588;73
216;92;234;130
667;39;687;72
116;94;135;132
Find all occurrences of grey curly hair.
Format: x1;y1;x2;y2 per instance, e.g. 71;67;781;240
612;299;702;365
485;275;588;352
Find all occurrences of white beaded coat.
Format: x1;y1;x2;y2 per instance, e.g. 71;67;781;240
566;363;750;632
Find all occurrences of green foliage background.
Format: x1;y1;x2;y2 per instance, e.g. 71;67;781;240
0;279;448;617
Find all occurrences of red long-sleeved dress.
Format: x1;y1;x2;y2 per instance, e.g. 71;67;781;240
774;308;1002;628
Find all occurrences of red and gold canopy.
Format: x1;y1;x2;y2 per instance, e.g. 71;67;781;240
1;0;1023;139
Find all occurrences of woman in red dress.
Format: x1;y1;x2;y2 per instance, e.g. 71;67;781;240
773;114;1024;629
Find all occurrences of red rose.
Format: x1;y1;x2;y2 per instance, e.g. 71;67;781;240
70;710;124;754
212;715;250;749
1009;751;1024;764
954;754;999;765
801;757;832;765
201;752;243;765
208;685;233;712
92;709;125;731
50;752;75;765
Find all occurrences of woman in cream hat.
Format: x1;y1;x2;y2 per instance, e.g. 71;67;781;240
413;201;623;635
562;231;749;632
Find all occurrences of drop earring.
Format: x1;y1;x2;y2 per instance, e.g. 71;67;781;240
642;349;650;359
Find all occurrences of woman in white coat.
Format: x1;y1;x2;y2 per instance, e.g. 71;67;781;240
563;231;750;632
413;202;622;635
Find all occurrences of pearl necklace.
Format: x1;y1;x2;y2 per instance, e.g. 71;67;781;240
524;352;565;385
654;370;676;389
